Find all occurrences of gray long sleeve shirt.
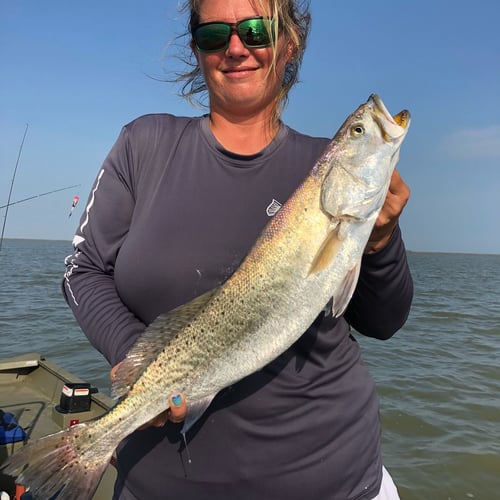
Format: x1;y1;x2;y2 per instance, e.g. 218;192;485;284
63;113;413;500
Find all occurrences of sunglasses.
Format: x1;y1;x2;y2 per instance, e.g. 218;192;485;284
192;16;275;53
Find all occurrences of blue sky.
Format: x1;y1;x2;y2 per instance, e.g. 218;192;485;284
1;1;499;254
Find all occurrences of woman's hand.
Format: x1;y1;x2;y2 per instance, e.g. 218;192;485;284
140;394;187;428
110;363;187;428
364;169;410;254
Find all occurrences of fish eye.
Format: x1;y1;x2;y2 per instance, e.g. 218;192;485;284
351;124;365;137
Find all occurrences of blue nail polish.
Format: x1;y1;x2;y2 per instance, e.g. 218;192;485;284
172;394;182;406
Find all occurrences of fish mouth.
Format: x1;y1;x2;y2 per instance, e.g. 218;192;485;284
369;93;411;130
393;109;410;129
368;94;411;143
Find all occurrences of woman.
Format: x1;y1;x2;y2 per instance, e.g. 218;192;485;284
63;0;413;498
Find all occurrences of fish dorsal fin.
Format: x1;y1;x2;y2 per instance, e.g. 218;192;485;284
308;223;342;276
111;288;219;399
330;262;361;318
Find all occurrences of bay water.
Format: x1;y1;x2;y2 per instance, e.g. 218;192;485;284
0;239;499;499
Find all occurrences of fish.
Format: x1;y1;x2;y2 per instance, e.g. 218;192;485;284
2;94;410;499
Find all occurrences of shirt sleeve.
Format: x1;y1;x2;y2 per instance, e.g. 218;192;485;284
62;126;146;367
344;225;413;340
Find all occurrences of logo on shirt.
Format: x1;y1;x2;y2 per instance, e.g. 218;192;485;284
266;199;282;217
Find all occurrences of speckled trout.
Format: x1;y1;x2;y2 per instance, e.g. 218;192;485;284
3;94;410;499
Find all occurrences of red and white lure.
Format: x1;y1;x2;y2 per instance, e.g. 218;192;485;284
68;195;79;218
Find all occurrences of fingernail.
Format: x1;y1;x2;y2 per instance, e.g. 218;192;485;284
172;394;182;407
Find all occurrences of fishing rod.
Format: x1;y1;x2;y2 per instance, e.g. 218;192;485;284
0;124;29;252
0;184;81;210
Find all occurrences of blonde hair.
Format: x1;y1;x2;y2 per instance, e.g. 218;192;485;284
175;0;311;125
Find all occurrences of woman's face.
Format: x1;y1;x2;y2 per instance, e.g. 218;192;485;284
194;0;291;119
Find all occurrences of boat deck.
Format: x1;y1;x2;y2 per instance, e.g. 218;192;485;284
0;353;116;499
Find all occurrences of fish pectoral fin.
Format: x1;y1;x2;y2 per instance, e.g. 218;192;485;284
111;288;220;399
308;224;342;276
181;393;218;436
330;262;361;318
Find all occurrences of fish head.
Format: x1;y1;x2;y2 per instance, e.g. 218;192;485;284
320;94;411;221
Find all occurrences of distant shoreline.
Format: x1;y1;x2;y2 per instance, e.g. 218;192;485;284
406;249;500;257
2;237;72;244
2;238;498;257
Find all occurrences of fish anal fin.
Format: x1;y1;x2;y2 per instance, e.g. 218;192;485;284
181;393;217;436
308;225;342;276
331;262;361;318
112;288;219;398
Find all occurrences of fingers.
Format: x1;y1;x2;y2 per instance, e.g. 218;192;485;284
137;393;187;430
365;170;410;253
150;394;187;426
147;394;187;428
111;364;187;429
386;170;410;213
142;411;170;429
379;170;410;224
110;362;122;382
167;393;187;423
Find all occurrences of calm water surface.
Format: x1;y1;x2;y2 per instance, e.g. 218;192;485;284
1;239;499;499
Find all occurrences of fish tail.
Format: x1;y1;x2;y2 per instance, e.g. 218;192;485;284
2;422;113;500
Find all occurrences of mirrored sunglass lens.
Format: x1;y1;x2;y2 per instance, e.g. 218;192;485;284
195;24;230;51
238;19;272;46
